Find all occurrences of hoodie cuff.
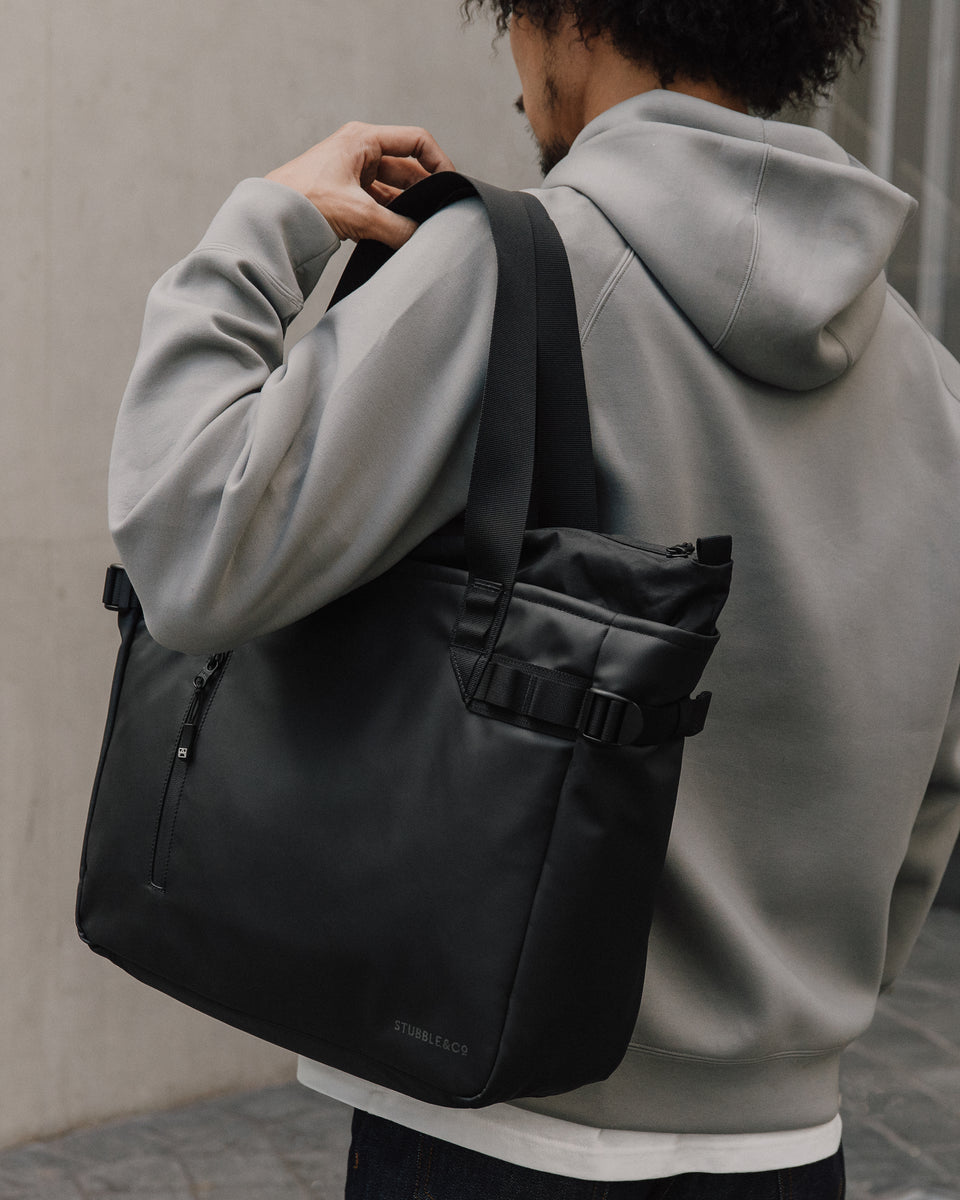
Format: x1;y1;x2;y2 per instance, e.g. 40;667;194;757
199;177;341;300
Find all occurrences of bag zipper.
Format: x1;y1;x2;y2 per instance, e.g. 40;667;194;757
151;653;228;889
601;535;695;558
176;654;228;762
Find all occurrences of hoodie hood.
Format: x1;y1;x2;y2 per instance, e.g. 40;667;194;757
545;92;916;391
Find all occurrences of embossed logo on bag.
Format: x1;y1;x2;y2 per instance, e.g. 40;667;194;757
394;1020;469;1056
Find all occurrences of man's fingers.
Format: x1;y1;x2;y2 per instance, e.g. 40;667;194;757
368;180;404;206
354;123;456;175
319;188;418;249
377;155;436;191
362;204;419;250
265;122;454;246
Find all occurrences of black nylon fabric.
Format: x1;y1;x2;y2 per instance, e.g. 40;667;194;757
410;525;730;637
77;175;732;1108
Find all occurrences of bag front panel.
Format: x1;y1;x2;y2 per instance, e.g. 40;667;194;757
79;565;582;1102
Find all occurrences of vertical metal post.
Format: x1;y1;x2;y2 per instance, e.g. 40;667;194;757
917;0;958;336
867;0;901;180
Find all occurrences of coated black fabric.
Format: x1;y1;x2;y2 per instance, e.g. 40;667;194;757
77;175;732;1108
411;526;729;635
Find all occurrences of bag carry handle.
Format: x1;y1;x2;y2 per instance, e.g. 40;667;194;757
328;172;599;597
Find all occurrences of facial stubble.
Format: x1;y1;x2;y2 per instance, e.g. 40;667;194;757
514;66;570;177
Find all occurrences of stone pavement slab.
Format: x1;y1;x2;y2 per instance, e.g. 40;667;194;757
0;1086;351;1200
1;909;957;1199
842;909;960;1200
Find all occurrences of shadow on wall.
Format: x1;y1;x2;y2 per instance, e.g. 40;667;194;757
936;843;960;908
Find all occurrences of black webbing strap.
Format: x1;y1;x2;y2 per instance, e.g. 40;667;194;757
474;657;712;746
327;172;599;555
520;192;598;532
328;173;478;306
102;565;140;613
456;179;538;591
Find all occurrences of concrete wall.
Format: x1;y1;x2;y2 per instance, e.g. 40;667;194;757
0;0;536;1150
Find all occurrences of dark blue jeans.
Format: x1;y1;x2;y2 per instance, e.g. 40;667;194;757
345;1111;845;1200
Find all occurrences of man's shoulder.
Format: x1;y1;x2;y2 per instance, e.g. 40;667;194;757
359;193;496;297
525;184;639;331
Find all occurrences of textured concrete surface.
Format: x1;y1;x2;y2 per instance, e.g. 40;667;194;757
1;908;956;1199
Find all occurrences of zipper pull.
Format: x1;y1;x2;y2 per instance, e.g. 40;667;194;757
177;654;225;762
193;655;225;690
176;721;198;761
666;542;695;557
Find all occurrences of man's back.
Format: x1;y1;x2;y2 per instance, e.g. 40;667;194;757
511;90;960;1137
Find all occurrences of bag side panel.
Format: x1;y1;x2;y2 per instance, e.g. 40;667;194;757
479;735;682;1102
471;608;711;1103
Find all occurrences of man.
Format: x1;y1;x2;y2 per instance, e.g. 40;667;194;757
110;2;960;1196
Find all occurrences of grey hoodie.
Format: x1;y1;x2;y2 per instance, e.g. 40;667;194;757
110;92;960;1135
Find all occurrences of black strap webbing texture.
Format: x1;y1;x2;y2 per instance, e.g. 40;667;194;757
328;172;599;587
475;656;711;747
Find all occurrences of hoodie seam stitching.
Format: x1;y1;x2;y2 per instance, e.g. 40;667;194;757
580;247;635;343
625;1042;845;1065
821;322;853;370
713;138;772;354
195;241;306;310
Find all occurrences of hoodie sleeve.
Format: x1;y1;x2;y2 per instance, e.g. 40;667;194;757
108;178;497;653
882;665;960;989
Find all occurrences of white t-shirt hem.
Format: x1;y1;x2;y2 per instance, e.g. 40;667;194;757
297;1057;842;1181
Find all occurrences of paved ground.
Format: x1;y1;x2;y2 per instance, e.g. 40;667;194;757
1;907;957;1199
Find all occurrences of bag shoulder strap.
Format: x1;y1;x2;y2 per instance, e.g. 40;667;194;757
328;172;599;572
520;191;598;532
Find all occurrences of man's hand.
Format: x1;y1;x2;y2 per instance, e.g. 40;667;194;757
265;122;456;249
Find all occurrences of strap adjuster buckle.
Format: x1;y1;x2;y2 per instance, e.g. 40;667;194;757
579;688;645;747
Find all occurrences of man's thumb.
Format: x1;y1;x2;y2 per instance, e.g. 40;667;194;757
368;206;418;250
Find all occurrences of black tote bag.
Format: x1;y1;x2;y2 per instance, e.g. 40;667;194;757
77;175;732;1107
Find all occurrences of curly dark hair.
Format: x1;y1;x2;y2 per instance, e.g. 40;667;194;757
461;0;878;115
